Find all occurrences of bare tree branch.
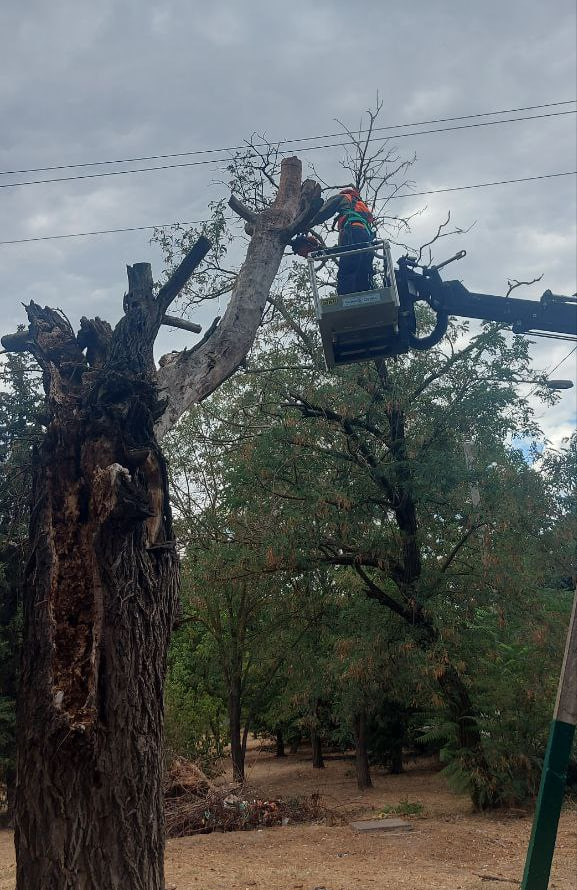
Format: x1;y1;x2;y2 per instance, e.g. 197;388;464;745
155;236;212;315
155;156;322;438
506;274;544;297
228;194;258;227
439;523;487;573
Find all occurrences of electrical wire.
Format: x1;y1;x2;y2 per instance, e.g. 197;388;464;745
524;331;577;342
387;170;576;200
1;170;574;247
1;99;574;178
0;220;209;246
527;345;577;397
546;345;577;375
0;110;575;192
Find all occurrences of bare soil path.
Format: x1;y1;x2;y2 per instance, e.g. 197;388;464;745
0;743;575;889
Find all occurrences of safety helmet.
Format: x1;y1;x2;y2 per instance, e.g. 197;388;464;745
340;186;360;198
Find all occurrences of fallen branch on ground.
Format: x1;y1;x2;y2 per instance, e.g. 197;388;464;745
164;757;343;837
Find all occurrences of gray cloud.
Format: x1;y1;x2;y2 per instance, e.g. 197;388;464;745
1;0;575;441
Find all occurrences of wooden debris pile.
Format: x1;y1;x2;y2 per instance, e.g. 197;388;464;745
164;758;334;837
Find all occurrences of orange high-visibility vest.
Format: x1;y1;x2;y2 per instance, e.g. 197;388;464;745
336;194;375;233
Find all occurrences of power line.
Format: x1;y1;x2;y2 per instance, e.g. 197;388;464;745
546;345;577;377
0;220;210;246
0;171;573;248
531;346;577;401
391;170;576;200
1;100;574;178
526;345;577;398
1;170;575;247
0;110;575;192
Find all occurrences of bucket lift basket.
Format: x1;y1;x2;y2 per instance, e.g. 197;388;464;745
306;240;400;369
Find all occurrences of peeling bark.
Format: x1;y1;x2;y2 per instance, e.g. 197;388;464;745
13;300;178;890
155;157;321;438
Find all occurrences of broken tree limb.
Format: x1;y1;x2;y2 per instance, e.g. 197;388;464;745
155;236;212;315
228;195;258;227
161;315;202;334
1;329;31;352
158;316;221;368
126;262;154;302
77;317;113;369
107;237;212;379
283;178;324;238
155;156;322;438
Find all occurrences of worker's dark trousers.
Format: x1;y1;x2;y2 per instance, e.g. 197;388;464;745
337;226;373;295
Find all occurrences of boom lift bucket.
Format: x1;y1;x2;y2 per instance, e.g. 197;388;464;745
307;240;400;369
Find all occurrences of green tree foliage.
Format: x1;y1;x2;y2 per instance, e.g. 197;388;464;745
156;109;574;806
0;351;42;807
164;621;227;768
164;409;336;780
162;295;573;803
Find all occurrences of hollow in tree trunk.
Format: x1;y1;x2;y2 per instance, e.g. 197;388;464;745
1;158;323;888
14;294;180;889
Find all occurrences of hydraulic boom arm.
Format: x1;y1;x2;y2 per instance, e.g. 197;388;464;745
441;281;577;336
395;251;577;353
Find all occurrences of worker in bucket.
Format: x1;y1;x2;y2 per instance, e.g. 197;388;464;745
291;187;376;295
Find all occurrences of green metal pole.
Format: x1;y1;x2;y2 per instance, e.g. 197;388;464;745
521;590;577;890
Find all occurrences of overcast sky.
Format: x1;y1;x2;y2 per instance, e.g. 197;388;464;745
1;0;575;447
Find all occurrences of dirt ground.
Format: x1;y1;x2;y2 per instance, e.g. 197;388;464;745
0;743;575;889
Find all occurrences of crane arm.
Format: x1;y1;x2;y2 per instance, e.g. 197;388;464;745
395;253;577;353
441;280;577;336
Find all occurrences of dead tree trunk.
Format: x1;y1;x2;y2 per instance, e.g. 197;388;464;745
3;157;321;890
13;294;181;889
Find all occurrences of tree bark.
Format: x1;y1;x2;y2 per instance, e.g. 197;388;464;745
275;726;286;757
2;158;323;888
228;687;245;783
155;160;321;438
311;729;325;769
353;710;372;789
0;542;21;824
289;735;301;755
13;300;179;889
